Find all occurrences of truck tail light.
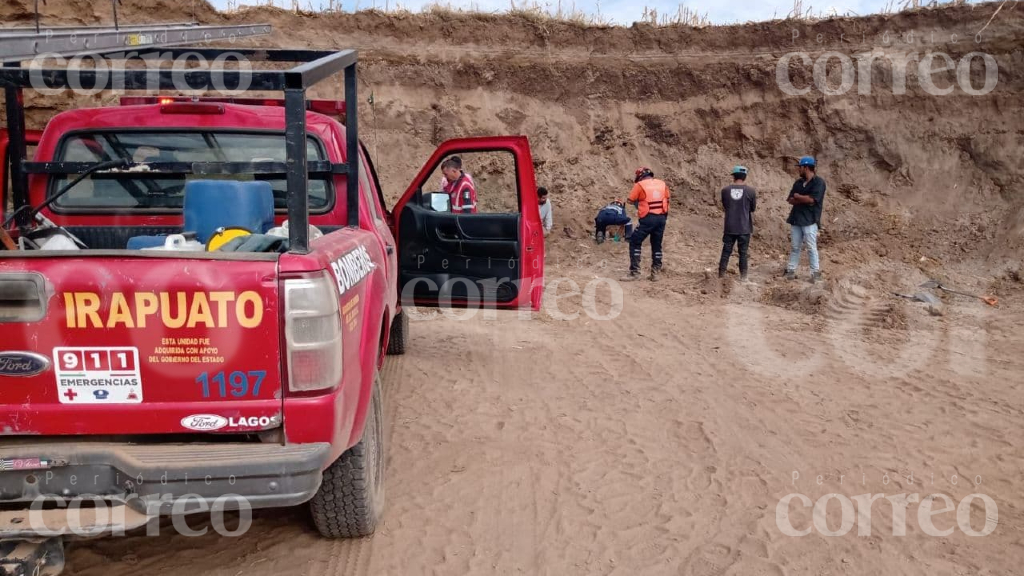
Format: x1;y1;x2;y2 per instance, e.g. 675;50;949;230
284;273;342;392
160;102;225;115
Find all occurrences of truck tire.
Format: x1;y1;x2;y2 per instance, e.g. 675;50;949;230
386;310;408;356
310;376;385;538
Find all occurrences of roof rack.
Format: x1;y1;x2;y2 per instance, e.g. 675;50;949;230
1;29;358;254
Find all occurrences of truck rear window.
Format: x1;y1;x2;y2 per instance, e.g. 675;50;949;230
50;131;332;211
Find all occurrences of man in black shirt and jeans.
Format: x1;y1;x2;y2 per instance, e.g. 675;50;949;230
785;156;827;283
719;165;757;281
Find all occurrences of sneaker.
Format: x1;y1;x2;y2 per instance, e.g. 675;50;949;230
784;270;796;281
811;271;823;283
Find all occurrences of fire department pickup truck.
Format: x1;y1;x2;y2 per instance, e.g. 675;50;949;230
0;47;543;572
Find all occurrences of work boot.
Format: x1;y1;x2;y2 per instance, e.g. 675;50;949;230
623;270;641;282
740;273;749;283
595;231;605;244
811;271;823;284
784;269;796;281
650;268;661;282
718;268;727;279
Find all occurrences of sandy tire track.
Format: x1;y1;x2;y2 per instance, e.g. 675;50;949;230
307;356;408;576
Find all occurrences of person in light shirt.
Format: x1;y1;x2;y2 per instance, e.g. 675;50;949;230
537;187;553;236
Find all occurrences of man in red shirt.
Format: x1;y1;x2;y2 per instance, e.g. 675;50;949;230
440;156;478;214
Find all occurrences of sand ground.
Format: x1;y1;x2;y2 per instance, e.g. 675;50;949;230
67;254;1024;575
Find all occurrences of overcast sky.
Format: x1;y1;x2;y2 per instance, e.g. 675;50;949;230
206;0;984;25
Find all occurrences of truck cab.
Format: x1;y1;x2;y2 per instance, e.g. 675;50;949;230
0;47;543;570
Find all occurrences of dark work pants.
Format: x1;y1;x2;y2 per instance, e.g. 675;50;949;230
629;214;666;273
719;233;751;276
595;214;629;235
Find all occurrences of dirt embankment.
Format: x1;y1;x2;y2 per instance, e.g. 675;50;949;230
4;1;1023;286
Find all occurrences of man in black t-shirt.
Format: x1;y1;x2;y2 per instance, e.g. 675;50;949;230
718;165;757;281
785;156;827;283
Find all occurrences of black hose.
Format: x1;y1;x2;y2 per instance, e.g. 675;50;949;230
1;205;31;231
1;158;130;230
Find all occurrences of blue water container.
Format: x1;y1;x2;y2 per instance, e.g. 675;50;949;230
126;235;170;250
183;180;275;243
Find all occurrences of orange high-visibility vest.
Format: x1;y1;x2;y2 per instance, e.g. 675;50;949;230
629;178;670;218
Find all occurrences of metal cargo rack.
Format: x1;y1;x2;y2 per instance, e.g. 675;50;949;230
1;23;359;254
0;23;274;63
1;0;272;64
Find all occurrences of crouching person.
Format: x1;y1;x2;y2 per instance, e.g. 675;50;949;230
594;200;630;244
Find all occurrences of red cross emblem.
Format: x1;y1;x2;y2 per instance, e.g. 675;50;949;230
63;389;78;401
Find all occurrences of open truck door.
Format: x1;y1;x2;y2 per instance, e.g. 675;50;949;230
392;136;544;311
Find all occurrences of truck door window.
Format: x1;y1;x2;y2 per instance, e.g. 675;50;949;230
358;155;385;225
49;131;333;213
360;144;389;216
428;151;519;214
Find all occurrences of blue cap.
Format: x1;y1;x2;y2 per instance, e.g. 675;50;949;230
731;165;748;176
798;156;816;167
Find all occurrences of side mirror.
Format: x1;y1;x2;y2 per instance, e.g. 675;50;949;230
427;192;451;213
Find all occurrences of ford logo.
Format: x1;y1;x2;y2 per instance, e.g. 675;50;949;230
0;352;51;377
180;414;228;432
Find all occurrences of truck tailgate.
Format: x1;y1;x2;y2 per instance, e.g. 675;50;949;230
0;256;283;436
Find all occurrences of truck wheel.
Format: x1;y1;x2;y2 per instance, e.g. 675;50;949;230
310;376;385;538
386;310;408;356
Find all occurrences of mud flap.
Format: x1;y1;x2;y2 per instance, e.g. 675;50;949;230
0;538;65;576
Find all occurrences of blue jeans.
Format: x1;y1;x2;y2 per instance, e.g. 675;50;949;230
787;224;820;272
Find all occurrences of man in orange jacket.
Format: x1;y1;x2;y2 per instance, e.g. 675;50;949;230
626;167;670;280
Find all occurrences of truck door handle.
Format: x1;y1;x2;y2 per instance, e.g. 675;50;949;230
437;226;461;241
386;244;394;255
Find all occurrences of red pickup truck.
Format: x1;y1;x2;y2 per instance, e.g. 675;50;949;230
0;48;543;570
